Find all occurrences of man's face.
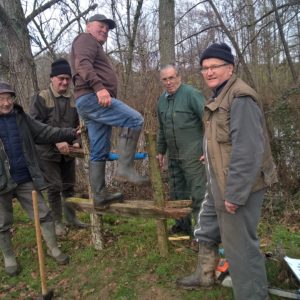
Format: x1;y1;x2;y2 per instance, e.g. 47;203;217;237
86;20;109;44
51;75;71;94
0;93;14;115
201;58;234;90
160;67;181;95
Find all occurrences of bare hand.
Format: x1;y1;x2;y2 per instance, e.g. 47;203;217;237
156;153;165;169
200;155;205;164
96;89;111;107
72;142;80;148
224;200;239;214
55;142;70;154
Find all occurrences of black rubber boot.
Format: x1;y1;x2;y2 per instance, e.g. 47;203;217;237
0;231;19;276
90;161;123;209
40;221;69;265
63;200;88;228
169;215;192;235
48;196;66;236
176;243;218;289
114;128;149;185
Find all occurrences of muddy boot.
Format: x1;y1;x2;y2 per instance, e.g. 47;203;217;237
114;128;149;185
176;243;218;289
48;197;66;237
40;221;69;265
0;231;19;276
90;161;123;209
63;200;88;228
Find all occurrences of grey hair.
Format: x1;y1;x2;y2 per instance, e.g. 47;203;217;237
160;63;180;75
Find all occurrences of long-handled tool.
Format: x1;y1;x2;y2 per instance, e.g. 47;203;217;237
32;190;54;300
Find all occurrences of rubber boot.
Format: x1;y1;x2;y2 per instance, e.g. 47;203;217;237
48;197;66;237
63;200;88;228
90;161;123;209
0;231;19;276
40;221;69;265
169;215;192;236
176;243;218;289
114;128;149;185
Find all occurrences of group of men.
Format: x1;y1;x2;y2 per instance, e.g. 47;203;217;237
0;12;277;300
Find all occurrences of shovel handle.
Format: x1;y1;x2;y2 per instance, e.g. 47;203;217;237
32;190;48;295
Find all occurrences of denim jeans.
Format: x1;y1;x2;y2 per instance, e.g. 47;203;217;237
76;93;144;161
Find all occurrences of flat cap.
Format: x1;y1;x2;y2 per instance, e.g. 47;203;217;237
88;14;116;29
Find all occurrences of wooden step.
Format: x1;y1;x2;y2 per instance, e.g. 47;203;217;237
65;197;192;219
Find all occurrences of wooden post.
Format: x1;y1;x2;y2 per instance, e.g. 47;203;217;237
145;132;168;256
80;122;104;250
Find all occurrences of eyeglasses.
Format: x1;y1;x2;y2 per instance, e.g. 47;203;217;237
200;63;229;74
0;95;14;102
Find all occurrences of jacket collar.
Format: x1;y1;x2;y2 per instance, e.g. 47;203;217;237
206;74;237;112
50;84;71;98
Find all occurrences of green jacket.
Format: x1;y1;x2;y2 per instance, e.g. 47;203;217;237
157;83;205;160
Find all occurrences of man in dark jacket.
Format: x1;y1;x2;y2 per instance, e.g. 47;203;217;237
176;43;278;300
0;81;78;276
71;14;148;209
157;64;206;235
30;58;87;236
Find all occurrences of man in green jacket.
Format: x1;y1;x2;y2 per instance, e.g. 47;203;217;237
157;64;206;235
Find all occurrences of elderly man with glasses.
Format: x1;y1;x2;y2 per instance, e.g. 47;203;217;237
176;43;277;300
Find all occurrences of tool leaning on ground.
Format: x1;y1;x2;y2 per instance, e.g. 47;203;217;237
32;190;54;300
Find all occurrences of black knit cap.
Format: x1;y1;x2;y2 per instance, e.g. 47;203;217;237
200;43;234;65
50;58;72;77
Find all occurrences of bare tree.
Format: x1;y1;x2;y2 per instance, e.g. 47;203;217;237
159;0;175;65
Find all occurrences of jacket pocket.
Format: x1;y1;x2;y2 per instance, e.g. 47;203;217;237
215;110;230;143
176;110;196;129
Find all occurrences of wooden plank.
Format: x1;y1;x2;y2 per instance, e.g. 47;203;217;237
65;198;191;219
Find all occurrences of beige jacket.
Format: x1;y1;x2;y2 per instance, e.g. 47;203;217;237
204;75;277;205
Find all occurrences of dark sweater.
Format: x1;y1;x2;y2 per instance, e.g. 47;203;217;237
71;32;118;100
0;112;31;184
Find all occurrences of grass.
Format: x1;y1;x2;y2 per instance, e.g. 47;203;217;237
0;200;299;299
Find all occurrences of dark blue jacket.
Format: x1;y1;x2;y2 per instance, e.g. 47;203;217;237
0;104;76;195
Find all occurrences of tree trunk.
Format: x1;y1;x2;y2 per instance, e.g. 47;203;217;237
270;0;298;83
0;0;38;110
207;0;256;89
159;0;175;65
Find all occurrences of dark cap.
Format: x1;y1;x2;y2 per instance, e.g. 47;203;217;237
200;43;234;65
50;58;72;77
0;81;16;96
88;14;116;29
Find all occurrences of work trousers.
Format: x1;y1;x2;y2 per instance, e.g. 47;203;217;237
39;158;75;201
168;158;206;215
0;182;51;232
76;93;144;161
194;184;268;300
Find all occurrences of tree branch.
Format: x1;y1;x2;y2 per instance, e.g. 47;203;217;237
25;0;63;24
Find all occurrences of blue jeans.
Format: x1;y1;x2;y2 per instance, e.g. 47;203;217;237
76;93;144;161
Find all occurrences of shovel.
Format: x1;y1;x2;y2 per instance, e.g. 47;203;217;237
32;190;54;300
